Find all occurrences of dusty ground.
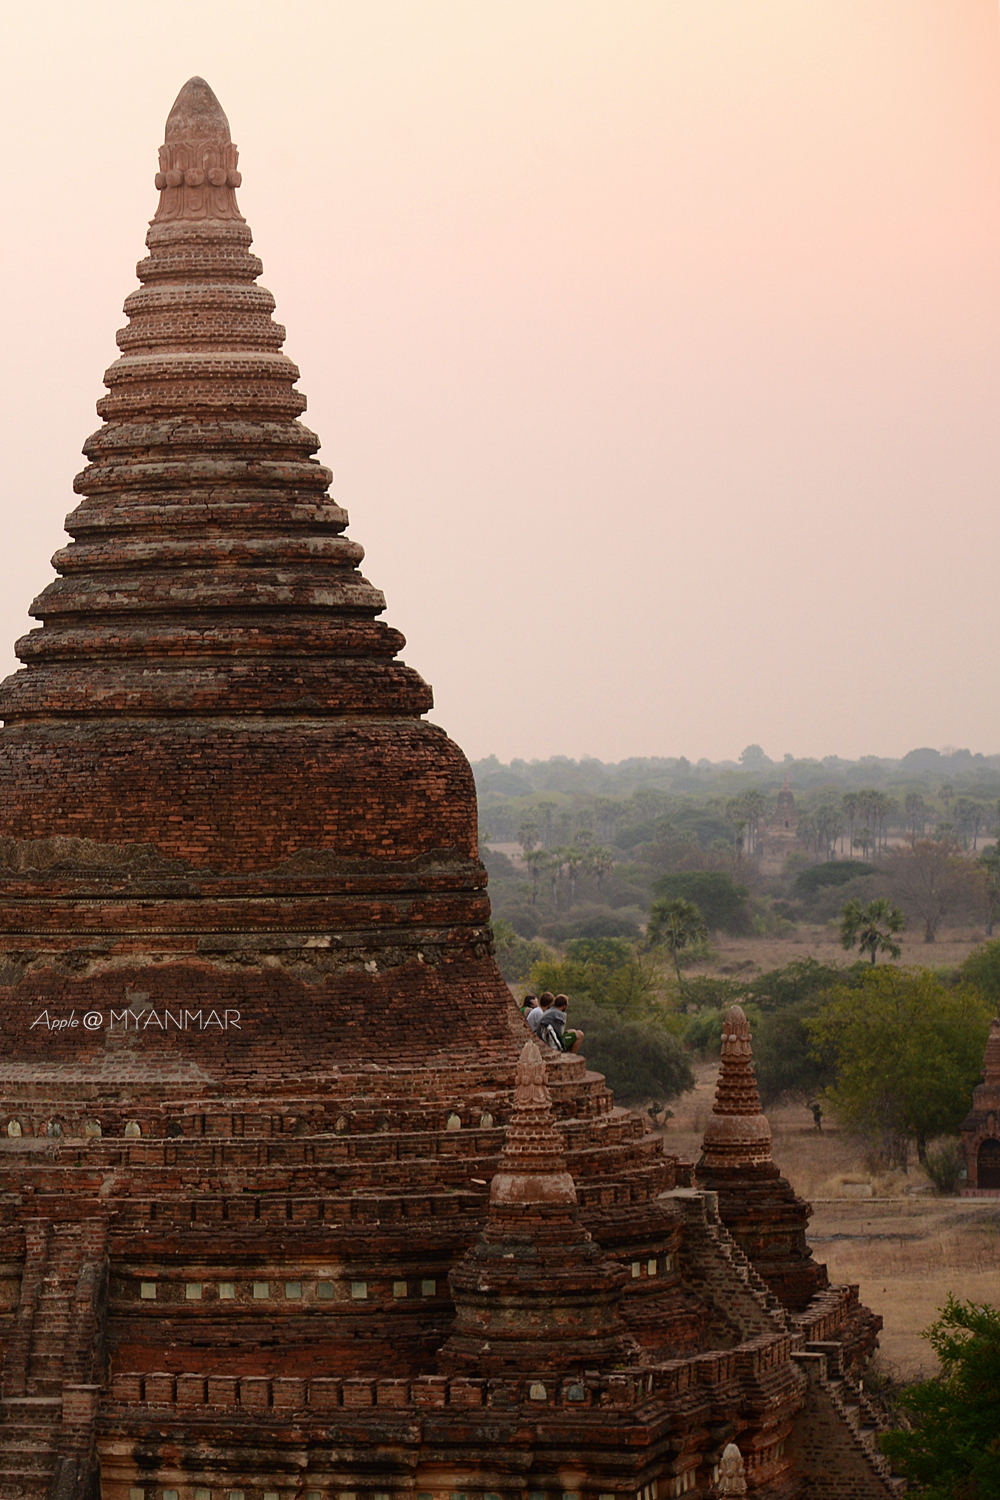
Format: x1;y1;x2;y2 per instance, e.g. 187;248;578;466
662;1063;1000;1380
688;925;989;978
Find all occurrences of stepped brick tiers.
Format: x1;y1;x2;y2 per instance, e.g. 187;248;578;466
0;78;895;1500
960;1016;1000;1193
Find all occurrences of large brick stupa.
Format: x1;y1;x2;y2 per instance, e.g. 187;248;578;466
0;80;899;1500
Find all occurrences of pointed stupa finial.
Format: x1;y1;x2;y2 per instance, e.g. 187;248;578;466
153;77;244;223
489;1041;577;1206
983;1016;1000;1085
718;1442;747;1497
701;1004;773;1168
165;77;232;145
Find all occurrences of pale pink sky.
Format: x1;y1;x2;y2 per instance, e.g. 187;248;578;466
1;1;999;763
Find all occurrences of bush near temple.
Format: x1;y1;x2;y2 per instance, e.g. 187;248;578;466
810;969;993;1169
879;1297;1000;1497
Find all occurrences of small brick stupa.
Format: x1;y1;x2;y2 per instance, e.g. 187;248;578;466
960;1016;1000;1193
0;80;898;1500
697;1006;829;1312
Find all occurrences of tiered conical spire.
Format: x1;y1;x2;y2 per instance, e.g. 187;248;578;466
0;77;493;885
697;1005;828;1312
3;76;430;737
0;77;509;1071
488;1038;579;1206
701;1004;773;1169
440;1042;635;1374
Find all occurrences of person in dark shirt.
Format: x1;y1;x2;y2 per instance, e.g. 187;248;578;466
539;994;584;1054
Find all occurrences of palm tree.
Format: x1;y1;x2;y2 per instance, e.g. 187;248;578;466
523;848;547;906
839;897;906;964
842;792;860;858
741;790;768;856
517;817;540;855
647;897;709;989
586;846;616;892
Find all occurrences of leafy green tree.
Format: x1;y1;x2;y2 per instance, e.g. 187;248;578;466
978;846;1000;936
651;871;750;933
879;1297;1000;1496
811;968;993;1166
647;897;709;988
490;918;552;984
739;744;770;770
565;996;694;1102
743;958;866;1104
958;936;1000;1003
754;1002;839;1106
743;957;857;1013
839;897;906;964
529;938;658;1013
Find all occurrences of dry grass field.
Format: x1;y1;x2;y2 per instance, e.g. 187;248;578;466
687;924;990;979
662;1063;1000;1379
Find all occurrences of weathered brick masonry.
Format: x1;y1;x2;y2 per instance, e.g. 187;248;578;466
0;78;898;1499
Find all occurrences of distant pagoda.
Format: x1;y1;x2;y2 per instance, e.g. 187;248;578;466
0;80;897;1500
960;1016;1000;1193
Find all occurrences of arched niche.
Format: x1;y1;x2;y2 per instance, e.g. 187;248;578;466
977;1137;1000;1190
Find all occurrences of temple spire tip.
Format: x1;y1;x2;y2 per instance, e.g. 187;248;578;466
164;77;231;145
154;78;243;224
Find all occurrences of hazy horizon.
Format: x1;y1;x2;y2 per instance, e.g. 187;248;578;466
2;2;999;765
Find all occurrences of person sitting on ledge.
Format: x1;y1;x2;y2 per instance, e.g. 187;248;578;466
521;994;538;1027
537;993;584;1054
527;992;553;1034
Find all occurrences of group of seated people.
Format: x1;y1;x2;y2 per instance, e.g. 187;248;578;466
520;991;585;1054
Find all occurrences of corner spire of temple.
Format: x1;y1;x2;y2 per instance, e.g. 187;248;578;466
701;1003;772;1169
488;1040;578;1207
697;1004;830;1311
439;1041;636;1374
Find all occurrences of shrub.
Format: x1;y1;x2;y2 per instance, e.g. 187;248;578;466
879;1298;1000;1493
923;1137;963;1195
793;861;873;897
490;919;553;984
568;997;693;1103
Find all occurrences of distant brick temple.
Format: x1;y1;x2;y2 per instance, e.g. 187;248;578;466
769;780;798;838
0;80;898;1499
960;1016;1000;1194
